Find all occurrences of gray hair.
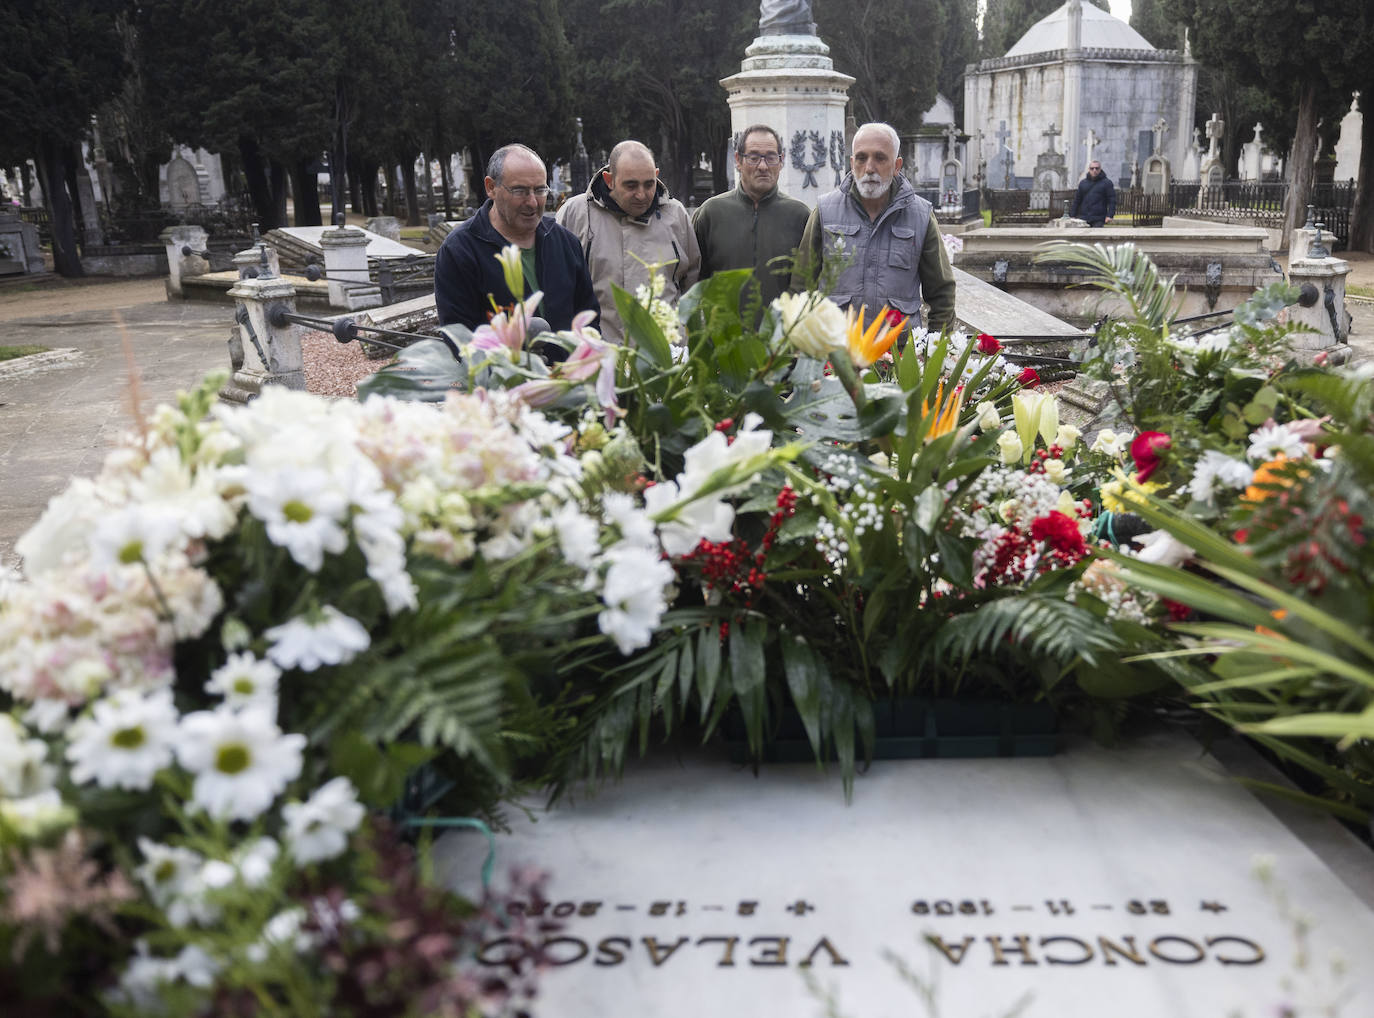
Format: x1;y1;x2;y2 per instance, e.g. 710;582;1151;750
486;144;545;183
608;140;656;175
852;122;901;159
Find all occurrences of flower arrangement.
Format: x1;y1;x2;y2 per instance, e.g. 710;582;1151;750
0;348;792;1007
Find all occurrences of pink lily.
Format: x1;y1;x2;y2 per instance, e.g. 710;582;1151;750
471;291;543;359
557;310;620;425
511;378;569;408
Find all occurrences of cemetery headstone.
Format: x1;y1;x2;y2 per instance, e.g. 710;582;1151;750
436;731;1374;1018
166;156;202;210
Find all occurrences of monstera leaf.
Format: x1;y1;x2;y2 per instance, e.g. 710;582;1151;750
781;356;903;447
356;336;469;402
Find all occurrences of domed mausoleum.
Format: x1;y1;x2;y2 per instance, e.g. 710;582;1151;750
963;0;1196;190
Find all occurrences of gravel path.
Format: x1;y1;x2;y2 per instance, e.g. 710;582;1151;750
301;328;387;398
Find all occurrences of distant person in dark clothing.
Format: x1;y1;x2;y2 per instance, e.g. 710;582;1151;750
1070;161;1116;227
434;144;598;333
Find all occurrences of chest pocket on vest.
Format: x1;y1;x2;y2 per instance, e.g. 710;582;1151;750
824;223;861;260
887;225;917;269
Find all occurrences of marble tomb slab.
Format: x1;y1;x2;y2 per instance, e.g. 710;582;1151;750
436;728;1374;1018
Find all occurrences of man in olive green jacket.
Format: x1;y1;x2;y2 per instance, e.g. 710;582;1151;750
692;124;810;311
556;140;700;343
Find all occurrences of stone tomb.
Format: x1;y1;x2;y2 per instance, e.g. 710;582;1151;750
955;222;1281;321
436;728;1374;1018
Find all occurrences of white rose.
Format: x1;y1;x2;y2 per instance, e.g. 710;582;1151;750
1055;424;1082;452
773;292;847;360
996;431;1023;464
975;400;1001;432
1043;459;1068;484
998;499;1022;522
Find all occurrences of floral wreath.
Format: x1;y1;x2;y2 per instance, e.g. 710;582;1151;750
790;129;827;189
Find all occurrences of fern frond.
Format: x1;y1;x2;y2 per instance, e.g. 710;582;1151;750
933;593;1123;667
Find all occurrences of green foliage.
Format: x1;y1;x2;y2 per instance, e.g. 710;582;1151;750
562;0;756;199
815;0;947;131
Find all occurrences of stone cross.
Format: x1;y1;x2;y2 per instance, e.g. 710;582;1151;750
1152;118;1168;157
1205;113;1224;160
943;124;960;162
995;120;1011;153
1042;122;1061;155
1083;128;1100;169
1252;122;1264;145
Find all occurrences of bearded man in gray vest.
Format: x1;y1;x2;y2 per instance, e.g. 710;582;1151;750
791;122;956;333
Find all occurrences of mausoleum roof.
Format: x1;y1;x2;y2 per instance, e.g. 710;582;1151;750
1004;1;1154;57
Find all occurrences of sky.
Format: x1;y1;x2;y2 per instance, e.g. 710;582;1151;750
1109;1;1133;19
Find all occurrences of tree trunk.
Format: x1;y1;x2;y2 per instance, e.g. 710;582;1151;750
400;156;420;226
348;159;363;214
291;158;322;226
238;135;277;230
439;148;453;218
37;137;83;277
269;159;288;228
1349;105;1374;254
1282;82;1321;250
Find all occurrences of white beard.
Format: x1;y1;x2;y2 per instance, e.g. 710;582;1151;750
855;173;888;199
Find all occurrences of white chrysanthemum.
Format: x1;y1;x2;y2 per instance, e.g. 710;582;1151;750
201;837;280;889
22;699;71;734
90;504;184;570
1187;450;1254;504
601;492;658;550
205;652;281;710
245;906;320;964
14;478;106;574
246;467;350;572
265;607;370;672
0;714;54;799
549;502;602;570
65;688;179;791
598;543;674;654
132;446;237;540
282;776;366;864
175;706;305;821
135;839;218;927
1247;423;1307;462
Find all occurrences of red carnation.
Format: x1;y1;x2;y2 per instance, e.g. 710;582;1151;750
1017;367;1040;388
1030;511;1086;557
885;308;906;329
977;332;1002;354
1130;431;1171;483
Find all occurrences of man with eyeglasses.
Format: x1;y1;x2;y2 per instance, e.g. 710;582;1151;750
1069;160;1115;227
556;139;700;343
790;122;955;334
435;143;598;336
692;124;810;310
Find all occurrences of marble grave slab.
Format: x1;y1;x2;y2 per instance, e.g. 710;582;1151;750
436;728;1374;1018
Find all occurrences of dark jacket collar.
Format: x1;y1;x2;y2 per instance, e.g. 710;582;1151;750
468;198;555;246
734;182;784;208
588;164;668;220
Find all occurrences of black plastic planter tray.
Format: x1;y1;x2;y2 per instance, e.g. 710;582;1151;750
725;698;1059;764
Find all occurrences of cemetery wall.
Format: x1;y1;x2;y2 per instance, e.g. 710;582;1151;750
965;49;1195;186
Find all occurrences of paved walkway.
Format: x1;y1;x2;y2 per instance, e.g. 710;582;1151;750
0;280;231;569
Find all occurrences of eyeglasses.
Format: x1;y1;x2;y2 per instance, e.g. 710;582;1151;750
501;185;551;199
741;153;781;167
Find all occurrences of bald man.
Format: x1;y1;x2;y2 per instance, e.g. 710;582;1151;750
791;122;955;332
435;143;598;334
556;140;700;343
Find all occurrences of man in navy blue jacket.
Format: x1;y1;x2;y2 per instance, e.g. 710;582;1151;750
434;144;598;332
1069;160;1116;227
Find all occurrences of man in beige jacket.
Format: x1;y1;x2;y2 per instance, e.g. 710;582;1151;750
556;140;700;343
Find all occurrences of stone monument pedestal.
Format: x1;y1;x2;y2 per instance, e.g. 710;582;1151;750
1288;253;1352;357
720;34;853;208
